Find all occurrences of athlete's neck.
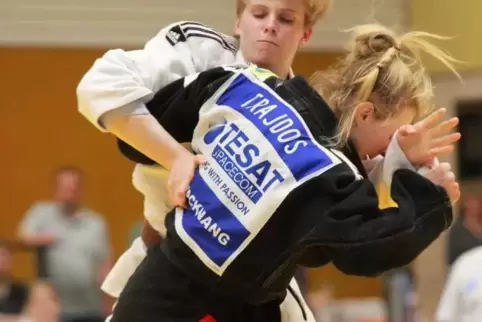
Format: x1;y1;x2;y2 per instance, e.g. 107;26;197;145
257;63;290;80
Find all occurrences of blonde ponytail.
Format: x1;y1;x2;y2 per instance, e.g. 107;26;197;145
310;23;461;147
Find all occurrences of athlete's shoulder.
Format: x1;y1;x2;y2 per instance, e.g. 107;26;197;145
164;20;238;55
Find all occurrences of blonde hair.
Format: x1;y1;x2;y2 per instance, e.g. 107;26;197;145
310;24;461;146
236;0;331;27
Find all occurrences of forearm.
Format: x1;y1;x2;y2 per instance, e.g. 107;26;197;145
18;233;53;247
302;167;452;275
103;113;190;170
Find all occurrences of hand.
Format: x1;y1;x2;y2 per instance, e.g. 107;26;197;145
167;148;206;208
40;233;58;245
397;108;461;166
362;155;383;173
25;233;57;246
422;162;460;204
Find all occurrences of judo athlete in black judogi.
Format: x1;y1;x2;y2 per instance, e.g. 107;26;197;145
105;64;453;322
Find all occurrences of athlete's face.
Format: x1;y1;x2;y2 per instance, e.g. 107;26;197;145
235;0;312;78
350;103;417;160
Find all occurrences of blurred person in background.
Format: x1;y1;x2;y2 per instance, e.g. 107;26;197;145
305;283;334;321
17;167;112;322
383;266;418;322
21;282;61;322
447;194;482;266
436;245;482;322
0;243;29;318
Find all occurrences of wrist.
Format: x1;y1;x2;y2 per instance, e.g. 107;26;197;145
390;131;417;171
168;144;193;169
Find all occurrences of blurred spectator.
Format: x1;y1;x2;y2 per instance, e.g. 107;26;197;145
17;166;111;322
0;243;29;316
306;283;334;321
383;266;418;322
447;194;482;266
436;245;482;322
22;281;61;322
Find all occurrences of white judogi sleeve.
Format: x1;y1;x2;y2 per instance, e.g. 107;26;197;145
77;21;237;131
101;237;147;298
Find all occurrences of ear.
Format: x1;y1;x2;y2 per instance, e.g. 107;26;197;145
299;27;313;46
354;101;375;126
234;17;241;37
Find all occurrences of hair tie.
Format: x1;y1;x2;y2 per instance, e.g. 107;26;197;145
376;46;399;69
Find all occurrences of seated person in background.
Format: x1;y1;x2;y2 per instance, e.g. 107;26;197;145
21;281;60;322
447;194;482;266
0;243;29;318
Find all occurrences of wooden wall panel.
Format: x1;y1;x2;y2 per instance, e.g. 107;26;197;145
3;0;408;50
0;47;144;279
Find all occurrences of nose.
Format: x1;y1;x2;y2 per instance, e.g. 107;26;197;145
263;15;278;35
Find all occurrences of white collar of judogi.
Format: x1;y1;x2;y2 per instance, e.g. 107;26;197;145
235;51;294;79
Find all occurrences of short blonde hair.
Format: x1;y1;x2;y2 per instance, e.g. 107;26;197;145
235;0;331;27
310;24;461;146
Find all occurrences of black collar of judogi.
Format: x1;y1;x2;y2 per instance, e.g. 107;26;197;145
275;75;368;179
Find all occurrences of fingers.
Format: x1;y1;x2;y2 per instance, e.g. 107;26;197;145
451;183;461;204
167;176;187;208
423;162;451;184
423;161;460;204
167;154;207;209
439;162;452;172
167;180;175;207
415;108;447;131
167;169;190;208
194;154;207;165
431;117;459;136
430;162;460;204
176;182;189;208
429;145;455;159
444;174;460;204
431;133;462;149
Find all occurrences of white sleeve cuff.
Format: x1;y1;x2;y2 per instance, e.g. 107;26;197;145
100;100;150;129
379;131;416;187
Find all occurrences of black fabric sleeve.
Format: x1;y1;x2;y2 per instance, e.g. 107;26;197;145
297;164;453;277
